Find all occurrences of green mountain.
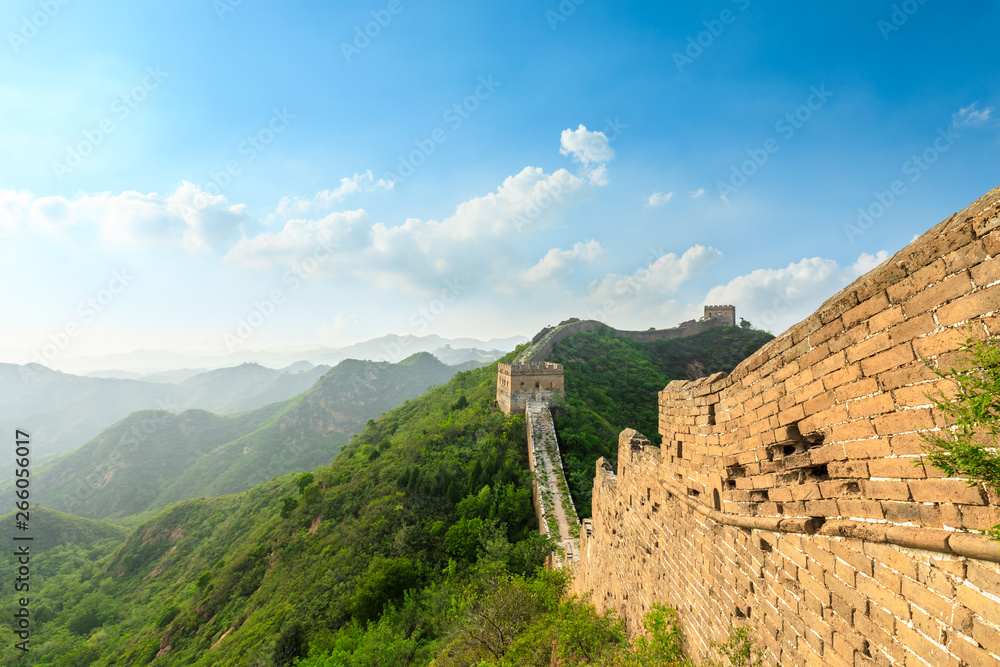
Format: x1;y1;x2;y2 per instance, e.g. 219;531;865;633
0;362;330;478
27;353;473;520
0;506;127;552
548;324;774;516
0;353;547;666
0;330;775;666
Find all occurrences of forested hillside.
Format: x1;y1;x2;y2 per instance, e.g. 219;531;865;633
27;353;474;520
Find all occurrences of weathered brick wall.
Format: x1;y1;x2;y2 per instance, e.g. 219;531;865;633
575;185;1000;666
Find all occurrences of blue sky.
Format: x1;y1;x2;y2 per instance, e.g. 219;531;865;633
1;1;998;368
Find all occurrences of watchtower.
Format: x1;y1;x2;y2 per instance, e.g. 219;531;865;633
703;305;736;327
497;361;565;414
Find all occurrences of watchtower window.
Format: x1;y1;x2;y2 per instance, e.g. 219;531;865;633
535;382;540;388
712;489;721;511
520;382;524;388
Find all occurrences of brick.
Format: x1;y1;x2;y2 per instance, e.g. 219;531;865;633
827;461;869;479
829;420;876;443
914;326;984;359
944;239;987;274
908;479;987;505
846;332;892;364
890;432;930;456
822;364;864;392
843;437;892;460
892;383;948;408
867;457;927;478
967;562;1000;592
837;499;885;520
836;378;879;402
887;259;946;303
973;255;1000;287
862;343;916;377
844;292;891;329
902;272;974;317
872;408;936;436
937;283;1000;326
868;304;905;333
889;312;937;346
847;393;895;419
877;364;937;390
949;633;1000;667
863;480;912;501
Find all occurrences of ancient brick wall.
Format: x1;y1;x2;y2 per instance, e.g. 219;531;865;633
574;185;1000;666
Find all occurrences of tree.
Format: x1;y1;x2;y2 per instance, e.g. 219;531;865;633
922;335;1000;541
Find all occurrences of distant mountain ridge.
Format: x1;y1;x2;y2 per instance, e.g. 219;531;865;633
25;352;474;519
22;332;528;374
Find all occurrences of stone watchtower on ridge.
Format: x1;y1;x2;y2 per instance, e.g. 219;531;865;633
497;361;564;414
703;304;736;327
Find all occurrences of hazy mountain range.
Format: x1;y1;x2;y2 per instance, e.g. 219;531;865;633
10;333;527;375
19;352;479;519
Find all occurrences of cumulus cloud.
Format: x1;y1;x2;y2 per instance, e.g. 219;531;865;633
560;125;615;185
953;102;995;127
689;188;705;199
275;170;394;217
227;166;591;294
0;189;32;232
647;192;673;208
702;251;889;333
2;183;250;251
518;240;604;284
588;245;723;315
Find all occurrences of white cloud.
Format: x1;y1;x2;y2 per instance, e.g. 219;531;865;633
647;191;673;208
227;165;591;294
702;251;889;333
319;313;360;340
560;125;615;185
689;188;705;199
588;245;723;315
3;183;250;252
953;102;995;127
275;170;394;217
518;240;604;283
0;190;32;232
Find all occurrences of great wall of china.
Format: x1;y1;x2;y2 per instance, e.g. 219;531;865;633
499;184;1000;666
